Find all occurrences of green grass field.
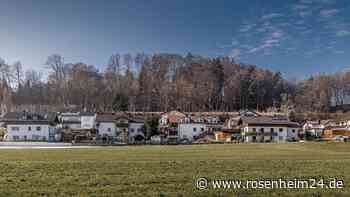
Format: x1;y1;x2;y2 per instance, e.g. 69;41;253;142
0;143;349;197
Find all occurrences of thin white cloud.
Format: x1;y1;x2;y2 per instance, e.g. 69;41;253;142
248;47;261;54
261;13;284;20
264;39;280;45
248;42;280;54
239;23;256;32
271;30;284;39
320;9;338;17
247;30;284;53
223;0;346;59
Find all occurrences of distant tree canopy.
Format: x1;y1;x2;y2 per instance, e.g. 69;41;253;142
113;94;129;112
0;53;348;113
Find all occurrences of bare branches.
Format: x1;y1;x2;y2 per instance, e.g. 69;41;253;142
2;53;348;113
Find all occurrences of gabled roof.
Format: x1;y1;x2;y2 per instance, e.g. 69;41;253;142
1;111;58;126
1;112;55;121
239;110;260;117
303;120;324;128
4;120;51;125
80;112;95;116
44;112;59;122
165;111;186;124
96;114;116;122
167;111;186;117
241;116;299;127
129;115;145;123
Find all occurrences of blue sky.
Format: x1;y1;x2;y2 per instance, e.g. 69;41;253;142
0;0;349;79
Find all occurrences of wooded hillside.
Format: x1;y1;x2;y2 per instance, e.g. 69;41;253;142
0;53;348;113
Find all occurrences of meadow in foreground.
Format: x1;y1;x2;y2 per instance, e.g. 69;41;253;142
0;143;349;197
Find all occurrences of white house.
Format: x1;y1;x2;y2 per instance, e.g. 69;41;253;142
115;116;130;143
205;116;220;124
1;112;57;142
58;112;81;129
129;119;145;143
337;119;350;128
302;121;325;138
5;121;53;141
96;114;117;138
159;114;168;126
240;116;299;143
80;112;96;129
177;123;207;142
159;111;187;126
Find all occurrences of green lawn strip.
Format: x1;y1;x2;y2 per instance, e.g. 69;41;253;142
0;143;348;196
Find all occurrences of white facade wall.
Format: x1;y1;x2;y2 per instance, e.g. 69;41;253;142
178;123;207;141
243;126;298;143
98;122;116;137
60;114;80;122
59;113;82;130
81;115;96;129
311;128;324;137
129;123;144;138
287;127;299;140
6;124;50;141
69;123;81;130
60;123;81;129
129;123;145;141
